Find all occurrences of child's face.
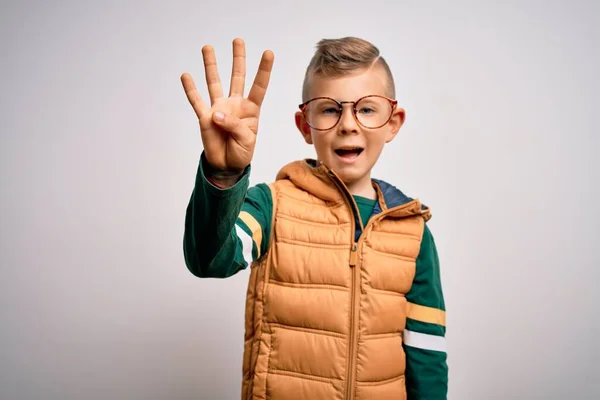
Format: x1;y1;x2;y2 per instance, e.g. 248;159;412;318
295;65;405;192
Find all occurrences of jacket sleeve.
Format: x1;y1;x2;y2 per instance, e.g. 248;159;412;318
183;151;273;278
403;224;448;399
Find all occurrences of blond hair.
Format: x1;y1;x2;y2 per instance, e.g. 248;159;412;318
302;37;396;101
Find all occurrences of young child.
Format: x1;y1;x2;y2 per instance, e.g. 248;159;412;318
181;37;448;400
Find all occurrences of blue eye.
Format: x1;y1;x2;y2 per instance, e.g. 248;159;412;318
322;107;340;115
358;107;375;115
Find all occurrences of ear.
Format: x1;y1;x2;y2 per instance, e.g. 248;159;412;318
385;107;406;143
295;111;313;144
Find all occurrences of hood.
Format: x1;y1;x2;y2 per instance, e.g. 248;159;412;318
276;159;431;223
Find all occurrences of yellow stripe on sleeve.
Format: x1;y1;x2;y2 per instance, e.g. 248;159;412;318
407;302;446;326
238;211;263;259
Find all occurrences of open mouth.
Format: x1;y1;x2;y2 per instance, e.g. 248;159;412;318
334;147;364;157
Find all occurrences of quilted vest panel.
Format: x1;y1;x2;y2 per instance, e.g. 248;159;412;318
242;161;427;400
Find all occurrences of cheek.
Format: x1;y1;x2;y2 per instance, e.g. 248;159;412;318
366;132;388;149
311;133;333;150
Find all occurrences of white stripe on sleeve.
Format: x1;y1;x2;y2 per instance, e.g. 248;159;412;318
235;224;253;266
403;329;447;353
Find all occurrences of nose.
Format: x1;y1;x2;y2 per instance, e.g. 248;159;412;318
338;104;359;135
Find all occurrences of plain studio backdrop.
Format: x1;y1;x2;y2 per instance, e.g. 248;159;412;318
1;1;598;399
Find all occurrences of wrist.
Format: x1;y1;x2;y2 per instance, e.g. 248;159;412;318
204;165;245;190
200;152;248;189
206;169;245;189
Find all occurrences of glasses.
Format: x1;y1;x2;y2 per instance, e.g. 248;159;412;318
299;95;397;131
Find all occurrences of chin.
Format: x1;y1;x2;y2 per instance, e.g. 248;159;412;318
337;170;365;186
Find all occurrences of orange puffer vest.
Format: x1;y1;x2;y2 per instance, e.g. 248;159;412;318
242;159;430;400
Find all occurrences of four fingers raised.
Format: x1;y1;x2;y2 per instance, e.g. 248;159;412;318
182;39;274;115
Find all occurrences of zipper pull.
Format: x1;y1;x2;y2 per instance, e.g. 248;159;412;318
349;243;358;267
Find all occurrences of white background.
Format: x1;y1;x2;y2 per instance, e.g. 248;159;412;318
1;1;599;398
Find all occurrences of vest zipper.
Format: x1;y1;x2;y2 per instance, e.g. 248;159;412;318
347;243;360;400
326;169;362;400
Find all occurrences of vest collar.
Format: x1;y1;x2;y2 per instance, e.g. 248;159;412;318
275;159;431;221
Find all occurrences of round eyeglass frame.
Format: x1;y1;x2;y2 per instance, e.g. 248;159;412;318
298;95;398;131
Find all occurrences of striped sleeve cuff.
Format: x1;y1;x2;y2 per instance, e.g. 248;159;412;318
404;301;446;352
403;306;448;399
235;210;264;267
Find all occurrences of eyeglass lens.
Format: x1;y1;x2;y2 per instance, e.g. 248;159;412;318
303;96;393;130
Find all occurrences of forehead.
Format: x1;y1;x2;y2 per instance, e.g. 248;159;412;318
308;66;389;100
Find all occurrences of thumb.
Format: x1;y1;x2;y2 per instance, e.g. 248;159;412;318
212;112;250;139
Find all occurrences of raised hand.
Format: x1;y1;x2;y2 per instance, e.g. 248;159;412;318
181;38;274;180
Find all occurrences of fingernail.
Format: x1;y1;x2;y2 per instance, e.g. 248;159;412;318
214;112;224;121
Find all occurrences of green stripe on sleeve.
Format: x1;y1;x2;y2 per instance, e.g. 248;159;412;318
406;318;446;337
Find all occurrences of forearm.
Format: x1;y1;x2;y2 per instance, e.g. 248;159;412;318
404;224;448;399
183;152;250;278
